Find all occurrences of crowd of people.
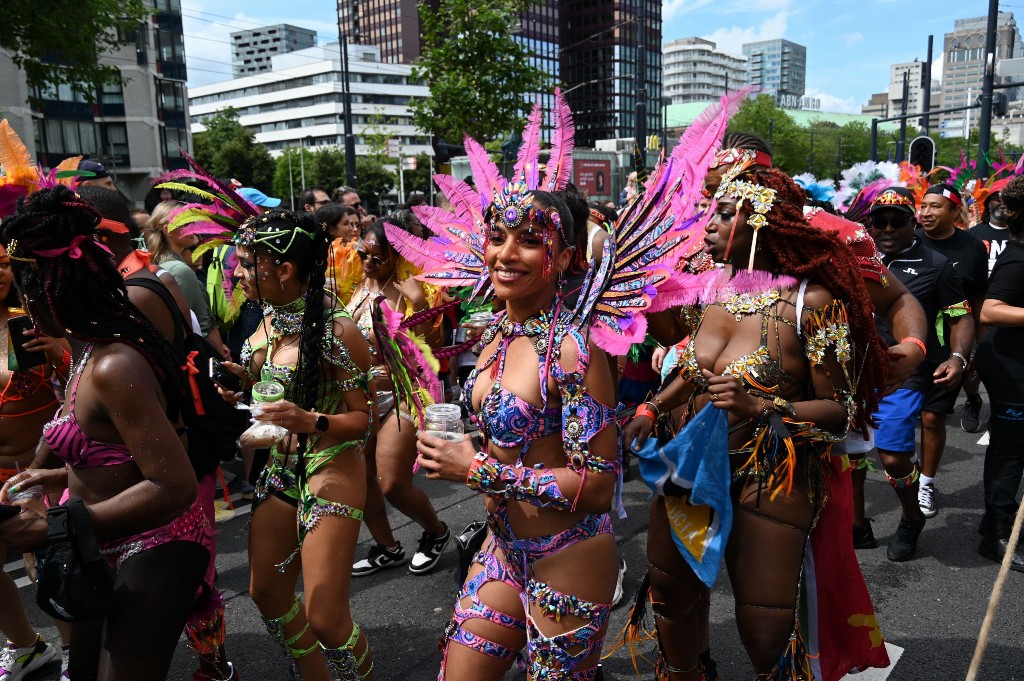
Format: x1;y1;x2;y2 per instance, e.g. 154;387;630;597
0;91;1021;681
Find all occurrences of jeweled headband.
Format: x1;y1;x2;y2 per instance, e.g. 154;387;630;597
487;179;570;245
714;174;777;272
234;210;319;254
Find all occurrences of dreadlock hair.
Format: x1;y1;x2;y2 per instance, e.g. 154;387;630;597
0;185;184;417
745;168;889;422
721;132;773;157
555;184;590;275
77;185;139;238
999;175;1024;237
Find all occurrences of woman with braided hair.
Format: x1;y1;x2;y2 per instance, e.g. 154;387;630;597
0;185;210;680
624;164;890;680
214;208;376;680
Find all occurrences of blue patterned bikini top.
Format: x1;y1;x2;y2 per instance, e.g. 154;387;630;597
465;348;561;453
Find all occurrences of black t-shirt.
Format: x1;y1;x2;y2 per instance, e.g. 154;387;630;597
977;240;1024;400
916;227;989;301
879;237;968;391
970;221;1012;277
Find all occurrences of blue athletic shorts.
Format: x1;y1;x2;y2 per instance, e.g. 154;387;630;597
871;388;925;453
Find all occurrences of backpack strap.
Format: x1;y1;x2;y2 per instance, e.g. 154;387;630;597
124;276;187;349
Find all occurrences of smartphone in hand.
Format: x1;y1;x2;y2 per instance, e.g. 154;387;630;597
6;316;46;371
209;358;242;393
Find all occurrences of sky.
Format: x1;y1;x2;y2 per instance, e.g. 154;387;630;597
182;0;987;113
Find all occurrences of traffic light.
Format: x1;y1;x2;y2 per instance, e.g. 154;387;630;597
908;136;936;173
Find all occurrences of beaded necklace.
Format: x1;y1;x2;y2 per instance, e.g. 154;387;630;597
720;288;781;322
267;296;305;339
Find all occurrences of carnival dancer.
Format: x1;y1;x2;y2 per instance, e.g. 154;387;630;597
624;159;891;680
342;218;450;577
0;241;68;681
393;88;712;681
209;207;376;681
0;186;209;680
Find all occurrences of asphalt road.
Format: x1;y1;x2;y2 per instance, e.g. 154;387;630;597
9;397;1024;680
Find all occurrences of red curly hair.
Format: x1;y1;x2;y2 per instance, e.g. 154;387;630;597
746;167;890;422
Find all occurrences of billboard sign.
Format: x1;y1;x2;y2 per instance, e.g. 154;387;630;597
574;159;612;198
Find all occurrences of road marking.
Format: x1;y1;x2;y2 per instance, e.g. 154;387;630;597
978;431;990;446
842;642;904;680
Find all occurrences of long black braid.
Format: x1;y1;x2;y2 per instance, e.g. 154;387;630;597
245;210;332;480
0;185;185;417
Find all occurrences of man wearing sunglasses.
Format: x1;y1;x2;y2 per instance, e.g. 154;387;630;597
300;185;332;214
861;186;973;562
334;185;375;232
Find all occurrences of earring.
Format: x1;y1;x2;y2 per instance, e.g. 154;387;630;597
279;279;286;291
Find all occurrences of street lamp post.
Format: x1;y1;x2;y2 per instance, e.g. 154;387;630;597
634;0;647;155
338;7;358;188
977;0;999;178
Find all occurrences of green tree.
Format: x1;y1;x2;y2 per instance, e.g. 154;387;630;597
402;153;435;195
1;0;148;101
411;0;549;144
357;158;396;208
273;146;349;203
728;95;806;174
193;108;275;191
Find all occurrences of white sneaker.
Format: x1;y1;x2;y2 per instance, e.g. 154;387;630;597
0;636;59;681
918;482;937;518
611;558;628;608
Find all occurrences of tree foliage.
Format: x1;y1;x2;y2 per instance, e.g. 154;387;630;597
192;108;275;191
410;0;549;144
272;147;396;212
0;0;148;100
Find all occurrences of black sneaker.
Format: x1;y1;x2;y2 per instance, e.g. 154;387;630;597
978;536;1024;573
351;542;407;577
409;524;451;575
853;519;878;549
886;516;926;562
960;395;983;433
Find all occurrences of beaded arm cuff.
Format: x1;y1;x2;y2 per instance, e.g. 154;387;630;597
466;455;573;511
801;299;856;440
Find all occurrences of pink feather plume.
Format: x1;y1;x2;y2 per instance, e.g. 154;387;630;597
513;99;544;189
464;136;504;208
541;88;575;192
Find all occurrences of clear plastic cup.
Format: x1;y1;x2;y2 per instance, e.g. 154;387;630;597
9;484;43;503
423;403;465;442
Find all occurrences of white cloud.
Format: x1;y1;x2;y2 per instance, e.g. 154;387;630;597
663;0;716;22
699;1;790;47
841;32;864;47
805;87;861;114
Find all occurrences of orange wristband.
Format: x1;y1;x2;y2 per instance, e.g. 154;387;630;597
900;337;927;358
634;404;658;422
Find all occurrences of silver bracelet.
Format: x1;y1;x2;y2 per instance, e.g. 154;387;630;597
950;352;969;370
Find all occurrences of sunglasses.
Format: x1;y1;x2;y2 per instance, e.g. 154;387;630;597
356;250;385;267
350;201;363;209
314;199;331;207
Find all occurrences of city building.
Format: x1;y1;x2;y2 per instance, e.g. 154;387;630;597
940;12;1022;137
663;37;746;105
742;38;806;105
862;92;890;118
231;24;316;78
339;0;422;64
561;0;663;148
189;43;431;158
0;0;190;204
344;0;663;149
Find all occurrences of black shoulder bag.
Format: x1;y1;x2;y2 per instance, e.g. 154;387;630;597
35;498;115;622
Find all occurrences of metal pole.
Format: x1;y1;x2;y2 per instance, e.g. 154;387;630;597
339;32;357;187
428;134;435;206
300;141;306;190
634;0;647;154
922;35;934;133
871;119;878;161
808;129;814;175
897;70;909;162
769;119;774;147
288;152;294;211
977;0;999;178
